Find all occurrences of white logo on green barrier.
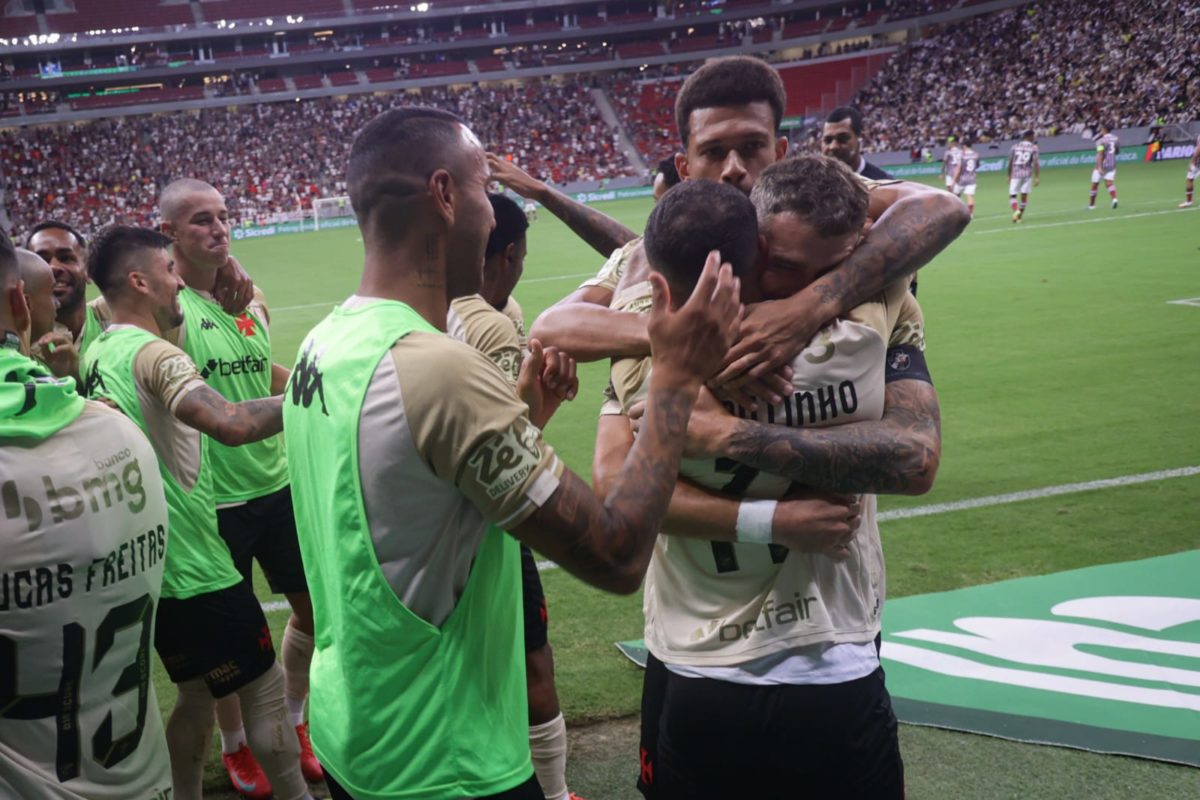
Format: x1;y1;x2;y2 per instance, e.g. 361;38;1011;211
885;596;1200;711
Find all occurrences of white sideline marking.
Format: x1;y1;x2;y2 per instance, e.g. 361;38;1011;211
1167;297;1200;307
974;207;1192;234
258;466;1200;609
272;272;596;313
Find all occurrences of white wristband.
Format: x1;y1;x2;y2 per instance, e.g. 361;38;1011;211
735;499;777;545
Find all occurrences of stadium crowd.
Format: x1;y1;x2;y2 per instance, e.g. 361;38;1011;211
855;0;1200;149
0;76;634;240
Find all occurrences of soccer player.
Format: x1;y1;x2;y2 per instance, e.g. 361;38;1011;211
821;106;892;179
1008;130;1040;222
447;192;583;800
16;247;57;342
941;136;962;194
653;156;681;200
529;56;966;387
1180;133;1200;208
282;106;740;800
613;159;939;799
157;178;320;796
953;136;980;217
79;226;312;800
25;221;104;353
1089;123;1119;209
1;235;174;800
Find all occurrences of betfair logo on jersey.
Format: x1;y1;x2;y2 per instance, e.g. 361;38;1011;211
469;421;541;500
199;355;269;380
289;340;328;416
1;450;147;532
714;592;821;642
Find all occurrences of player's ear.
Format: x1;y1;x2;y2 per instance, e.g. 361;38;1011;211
775;136;789;162
505;241;517;267
159;219;174;240
128;270;150;295
428;168;455;226
6;283;30;347
674;151;690;181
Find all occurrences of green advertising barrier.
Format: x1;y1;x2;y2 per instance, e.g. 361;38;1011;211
570;186;656;204
886;145;1149;179
882;551;1200;766
229;215;356;241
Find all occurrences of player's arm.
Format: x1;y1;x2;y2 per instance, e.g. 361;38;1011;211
1007;153;1013;179
175;387;284;446
511;257;740;593
661;378;940;496
1033;152;1040;184
487;153;636;257
271;363;291;394
713;181;969;388
592;405;857;555
211;255;255;315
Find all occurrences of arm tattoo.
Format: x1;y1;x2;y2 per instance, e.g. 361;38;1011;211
722;381;941;495
812;192;969;311
526;383;694;591
182;387;283;445
539;186;637;257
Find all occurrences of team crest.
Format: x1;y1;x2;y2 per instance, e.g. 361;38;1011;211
888;350;911;372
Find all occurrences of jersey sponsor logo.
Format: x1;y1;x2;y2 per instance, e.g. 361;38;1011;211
198;354;268;380
288;340;328;416
200;318;217;331
488;346;522;381
469;421;542;500
2;454;148;532
712;592;822;642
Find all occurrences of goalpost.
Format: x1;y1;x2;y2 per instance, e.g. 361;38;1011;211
313;195;356;231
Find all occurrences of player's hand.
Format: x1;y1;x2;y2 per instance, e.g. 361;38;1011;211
773;490;861;560
487;153;544;199
711;295;823;392
646;250;742;387
31;331;80;383
629;385;735;459
708;364;794;413
1034;177;1040;187
213;255;254;315
517;339;576;429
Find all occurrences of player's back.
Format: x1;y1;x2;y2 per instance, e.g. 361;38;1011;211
0;401;173;800
958;148;980;184
1010;141;1038;179
1099;133;1119;171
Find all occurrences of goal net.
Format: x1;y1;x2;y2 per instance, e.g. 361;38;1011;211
313;195;356;231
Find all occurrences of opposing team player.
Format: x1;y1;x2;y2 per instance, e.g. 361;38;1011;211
942;136;962;194
1180;133;1200;208
612;159;939;799
447;192;583;800
1007;130;1040;222
80;226;312;800
157;178;321;797
282;106;740;800
1;235;175;800
1089;123;1119;209
952;136;980;218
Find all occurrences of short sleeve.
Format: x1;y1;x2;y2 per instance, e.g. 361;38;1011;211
579;238;641;293
610;356;653;415
394;334;563;529
449;295;523;387
132;339;206;412
888;292;926;351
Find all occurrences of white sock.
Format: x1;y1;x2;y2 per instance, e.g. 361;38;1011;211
219;725;247;755
529;713;569;800
285;695;306;728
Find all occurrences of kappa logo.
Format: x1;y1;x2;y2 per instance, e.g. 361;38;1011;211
200;318;217;331
469;421;541;500
81;360;107;398
288;340;329;416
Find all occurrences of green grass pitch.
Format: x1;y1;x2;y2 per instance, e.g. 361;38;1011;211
167;160;1199;798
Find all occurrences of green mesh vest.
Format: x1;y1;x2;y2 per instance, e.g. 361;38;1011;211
81;326;242;599
178;287;288;504
283;300;531;800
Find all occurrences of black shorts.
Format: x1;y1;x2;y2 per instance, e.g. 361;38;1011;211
217;485;308;594
638;662;903;800
520;545;548;652
326;769;544;800
155;580;277;698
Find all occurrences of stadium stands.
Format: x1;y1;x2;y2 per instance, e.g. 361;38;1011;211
855;0;1200;148
44;0;194;34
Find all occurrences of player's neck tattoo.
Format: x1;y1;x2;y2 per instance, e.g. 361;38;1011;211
417;234;444;288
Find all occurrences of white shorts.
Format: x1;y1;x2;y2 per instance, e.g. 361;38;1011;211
1009;177;1032;195
1187;165;1199;181
955;183;976;197
1092;169;1116;183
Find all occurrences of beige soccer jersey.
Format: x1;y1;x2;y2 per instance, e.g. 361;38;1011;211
346;297;563;627
447;294;525;386
0;401;173;800
612;280;925;667
578;238;643;293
